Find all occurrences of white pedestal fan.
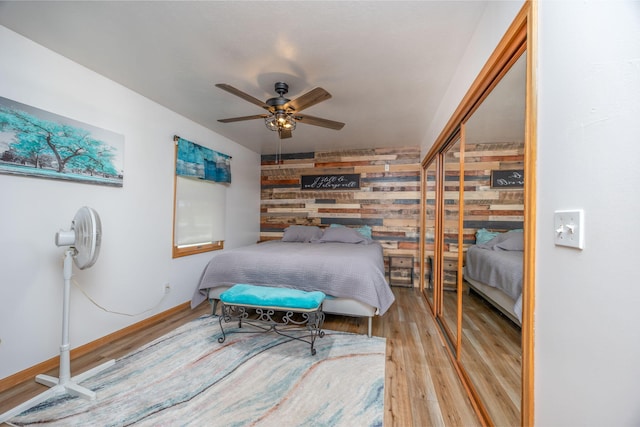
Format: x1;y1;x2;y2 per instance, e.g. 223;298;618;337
0;207;115;423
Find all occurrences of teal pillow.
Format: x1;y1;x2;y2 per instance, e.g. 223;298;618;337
329;223;372;239
475;228;500;244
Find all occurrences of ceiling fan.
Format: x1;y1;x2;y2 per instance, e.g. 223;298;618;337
216;82;345;139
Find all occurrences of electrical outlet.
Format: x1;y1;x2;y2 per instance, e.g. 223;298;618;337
164;284;171;294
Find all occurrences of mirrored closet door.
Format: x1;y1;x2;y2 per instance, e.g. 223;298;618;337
459;51;526;427
418;3;534;425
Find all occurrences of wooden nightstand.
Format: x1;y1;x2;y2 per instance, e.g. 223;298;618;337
442;255;459;291
387;255;414;287
427;253;465;291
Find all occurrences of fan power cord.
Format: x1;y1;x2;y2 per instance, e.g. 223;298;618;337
72;278;169;317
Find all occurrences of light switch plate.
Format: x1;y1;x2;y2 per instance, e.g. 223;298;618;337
554;209;584;249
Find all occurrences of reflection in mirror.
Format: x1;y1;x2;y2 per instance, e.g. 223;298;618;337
460;52;526;426
441;137;462;344
422;161;437;310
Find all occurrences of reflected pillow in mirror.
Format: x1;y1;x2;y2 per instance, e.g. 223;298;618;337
494;231;524;251
477;230;524;251
475;228;500;244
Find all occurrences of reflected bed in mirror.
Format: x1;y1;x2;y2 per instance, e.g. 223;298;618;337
463;230;523;326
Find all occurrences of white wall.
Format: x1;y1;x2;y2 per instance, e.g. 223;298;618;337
536;2;640;425
0;26;260;379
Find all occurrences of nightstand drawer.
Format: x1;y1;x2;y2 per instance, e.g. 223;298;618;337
443;259;457;270
391;256;413;268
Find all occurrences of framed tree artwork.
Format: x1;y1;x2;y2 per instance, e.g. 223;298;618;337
0;96;124;187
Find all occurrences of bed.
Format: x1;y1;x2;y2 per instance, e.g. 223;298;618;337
190;225;395;337
463;230;523;325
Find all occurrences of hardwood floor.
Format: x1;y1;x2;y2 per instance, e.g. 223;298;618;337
460;290;521;426
0;288;479;426
442;286;522;427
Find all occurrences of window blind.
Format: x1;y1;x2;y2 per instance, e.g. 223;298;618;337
174;175;226;246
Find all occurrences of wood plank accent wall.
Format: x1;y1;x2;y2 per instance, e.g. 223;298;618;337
261;147;421;286
463;141;525;249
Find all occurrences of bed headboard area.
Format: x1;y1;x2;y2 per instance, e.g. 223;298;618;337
463;141;525;249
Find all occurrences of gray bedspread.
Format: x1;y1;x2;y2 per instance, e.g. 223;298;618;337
464;246;523;301
191;241;395;315
464;230;524;303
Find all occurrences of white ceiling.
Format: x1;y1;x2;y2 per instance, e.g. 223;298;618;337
0;1;492;155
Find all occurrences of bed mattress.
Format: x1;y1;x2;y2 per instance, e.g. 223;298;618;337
191;240;395;315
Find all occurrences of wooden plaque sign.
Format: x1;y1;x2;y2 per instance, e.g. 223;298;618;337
301;174;360;190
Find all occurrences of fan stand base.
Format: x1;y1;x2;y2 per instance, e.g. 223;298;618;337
0;360;115;423
0;248;115;424
36;358;117;398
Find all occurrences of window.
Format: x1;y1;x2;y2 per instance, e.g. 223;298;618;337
172;136;230;258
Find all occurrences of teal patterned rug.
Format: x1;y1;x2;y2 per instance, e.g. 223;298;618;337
7;316;385;426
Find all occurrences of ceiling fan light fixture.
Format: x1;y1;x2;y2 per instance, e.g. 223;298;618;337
265;112;296;132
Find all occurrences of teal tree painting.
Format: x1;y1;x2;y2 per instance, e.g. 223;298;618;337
0;97;124;187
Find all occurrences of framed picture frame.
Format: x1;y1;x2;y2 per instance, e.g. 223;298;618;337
491;169;524;188
0;96;124;187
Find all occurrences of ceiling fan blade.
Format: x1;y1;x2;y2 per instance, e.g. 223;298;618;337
284;87;332;112
215;84;271;111
218;114;269;123
279;128;292;139
294;114;345;130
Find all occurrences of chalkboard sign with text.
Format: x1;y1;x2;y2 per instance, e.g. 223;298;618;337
301;174;360;190
491;169;524;188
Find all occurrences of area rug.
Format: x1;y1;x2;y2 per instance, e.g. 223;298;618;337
7;315;386;426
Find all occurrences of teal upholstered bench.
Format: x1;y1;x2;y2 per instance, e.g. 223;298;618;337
217;284;326;355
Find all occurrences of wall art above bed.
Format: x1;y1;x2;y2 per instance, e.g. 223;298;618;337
0;96;124;187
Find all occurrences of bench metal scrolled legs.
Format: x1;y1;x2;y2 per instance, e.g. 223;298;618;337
217;303;325;355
